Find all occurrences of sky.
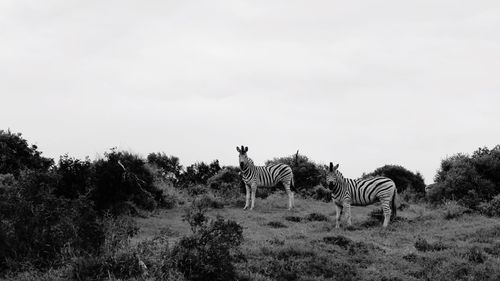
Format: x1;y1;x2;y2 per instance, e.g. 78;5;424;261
1;1;499;184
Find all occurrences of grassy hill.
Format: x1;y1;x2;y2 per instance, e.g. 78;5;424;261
132;193;500;281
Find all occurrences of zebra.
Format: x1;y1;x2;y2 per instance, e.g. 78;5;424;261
326;163;397;228
236;145;295;210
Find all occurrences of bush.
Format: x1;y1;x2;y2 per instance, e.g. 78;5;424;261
207;167;244;201
0;130;53;177
312;185;332;202
0;171;104;273
92;149;164;213
441;201;471;220
53;155;93;199
363;164;426;195
179;160;221;187
429;146;500;208
478;194;500;217
193;193;224;209
171;212;244;281
187;184;208;196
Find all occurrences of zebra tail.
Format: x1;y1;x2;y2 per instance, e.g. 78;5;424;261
391;188;398;219
290;177;297;193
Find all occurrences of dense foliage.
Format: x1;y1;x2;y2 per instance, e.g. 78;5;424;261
0;130;53;177
179;160;221;187
92;149;164;213
147;152;182;178
428;146;500;209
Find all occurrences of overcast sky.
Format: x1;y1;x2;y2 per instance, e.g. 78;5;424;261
1;1;499;183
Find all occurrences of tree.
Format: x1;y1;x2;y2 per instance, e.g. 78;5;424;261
0;130;53;177
179;160;221;187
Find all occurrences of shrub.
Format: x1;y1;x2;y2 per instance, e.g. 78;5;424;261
171;212;244;281
478;194;500;217
193;193;224;209
429;146;500;208
179;160;221;187
312;185;331;202
187;184;208;196
147;152;182;179
442;201;471;220
53;155;93;199
0;130;53;177
0;171;104;272
92;149;164;213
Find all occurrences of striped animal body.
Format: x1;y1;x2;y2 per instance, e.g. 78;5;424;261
237;146;295;210
326;163;397;228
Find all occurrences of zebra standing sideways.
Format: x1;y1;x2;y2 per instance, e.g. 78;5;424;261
237;146;295;210
326;163;397;228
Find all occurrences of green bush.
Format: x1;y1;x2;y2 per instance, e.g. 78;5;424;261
171;212;244;281
53;155;93;199
0;130;53;177
429;146;500;209
312;185;332;202
478;194;500;217
178;160;221;187
92;149;164;213
0;171;104;273
442;201;472;220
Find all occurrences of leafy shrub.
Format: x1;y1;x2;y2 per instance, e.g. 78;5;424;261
171;212;244;281
193;193;224;209
268;221;287;228
53;155;93;199
187;184;208;196
363;164;426;195
305;212;329;222
312;185;331;202
429;146;500;209
147;152;183;179
207;167;244;201
179;160;221;187
414;238;448;252
92;149;163;213
0;130;53;177
0;171;104;272
478;194;500;217
442;201;471;220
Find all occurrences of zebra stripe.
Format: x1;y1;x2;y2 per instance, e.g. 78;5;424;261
237;146;295;210
326;163;397;228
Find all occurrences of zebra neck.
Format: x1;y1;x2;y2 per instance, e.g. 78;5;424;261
331;182;345;198
241;160;255;179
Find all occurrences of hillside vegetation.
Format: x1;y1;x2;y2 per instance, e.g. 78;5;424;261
1;129;500;281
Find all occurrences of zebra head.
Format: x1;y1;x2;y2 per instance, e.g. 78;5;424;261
236;145;250;169
326;162;341;189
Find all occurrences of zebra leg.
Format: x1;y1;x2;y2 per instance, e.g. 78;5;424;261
250;184;257;210
381;200;392;227
243;184;250;210
334;203;343;228
284;182;294;210
343;202;352;226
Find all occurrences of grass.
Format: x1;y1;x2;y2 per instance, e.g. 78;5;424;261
129;193;500;280
5;193;500;280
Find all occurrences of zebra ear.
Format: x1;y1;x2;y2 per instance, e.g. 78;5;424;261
236;146;241;153
244;146;248;153
334;164;339;170
329;162;333;172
